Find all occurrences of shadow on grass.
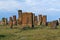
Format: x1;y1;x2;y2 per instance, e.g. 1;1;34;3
20;26;41;31
0;35;6;38
21;25;45;31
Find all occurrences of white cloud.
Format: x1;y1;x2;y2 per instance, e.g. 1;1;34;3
46;8;60;11
0;1;20;11
0;0;60;21
0;0;60;13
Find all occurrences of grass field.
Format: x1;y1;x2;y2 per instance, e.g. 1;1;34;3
0;25;60;40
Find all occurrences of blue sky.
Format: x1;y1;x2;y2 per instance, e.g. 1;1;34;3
0;0;60;21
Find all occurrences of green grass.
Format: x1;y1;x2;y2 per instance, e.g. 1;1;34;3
0;25;60;40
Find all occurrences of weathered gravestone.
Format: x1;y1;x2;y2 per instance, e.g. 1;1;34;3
9;17;13;28
18;10;22;25
58;18;60;25
42;15;47;26
34;16;38;25
2;18;5;25
48;20;58;29
38;15;42;25
2;18;8;25
13;15;17;25
22;12;34;28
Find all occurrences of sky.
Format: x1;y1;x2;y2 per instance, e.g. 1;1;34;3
0;0;60;21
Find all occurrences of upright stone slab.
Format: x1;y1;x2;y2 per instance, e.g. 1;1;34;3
38;15;42;25
48;20;58;29
51;21;57;29
22;12;34;28
18;10;22;18
18;10;22;25
13;15;17;25
33;14;35;26
34;16;38;25
2;18;8;25
2;18;5;25
42;15;47;26
9;17;13;28
59;18;60;25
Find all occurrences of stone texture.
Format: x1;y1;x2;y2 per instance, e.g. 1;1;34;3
59;18;60;25
33;14;35;25
48;20;58;29
38;15;42;25
2;18;5;25
22;12;34;28
13;15;17;25
9;17;13;28
42;15;47;26
18;10;22;25
2;18;8;25
18;10;22;18
34;16;38;25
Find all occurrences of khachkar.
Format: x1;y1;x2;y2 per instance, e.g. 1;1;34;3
42;15;47;26
34;16;38;25
38;15;42;25
18;10;22;25
13;15;17;25
58;18;60;25
2;18;8;25
48;20;58;29
33;14;35;26
9;17;13;28
22;12;34;28
2;18;5;25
